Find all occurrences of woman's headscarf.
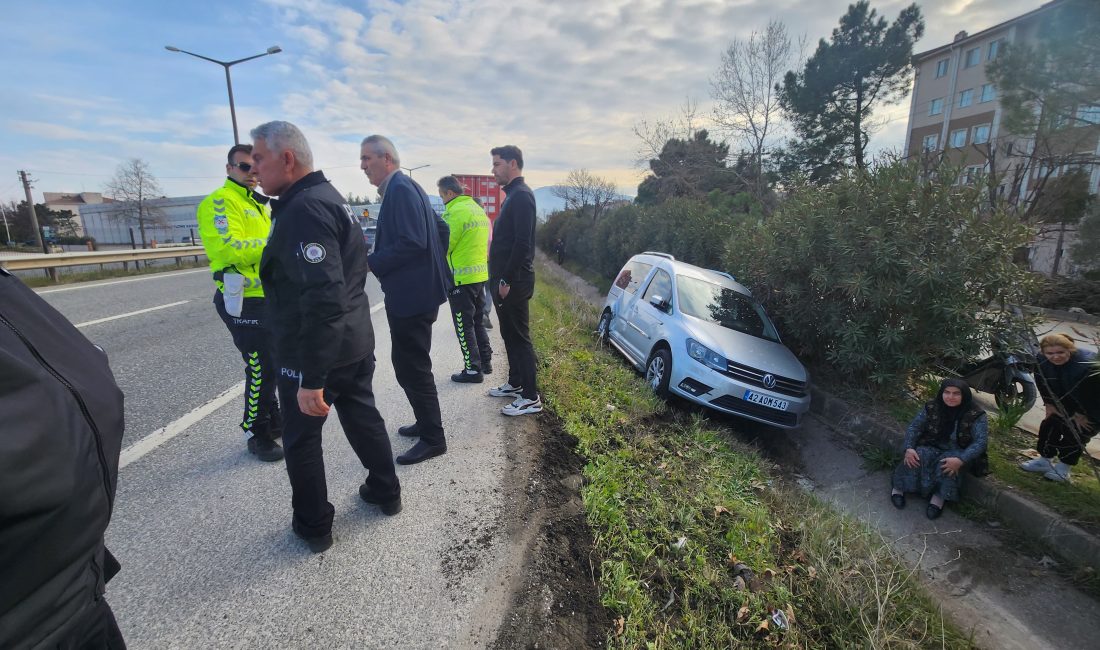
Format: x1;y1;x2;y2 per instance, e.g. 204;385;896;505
935;378;974;441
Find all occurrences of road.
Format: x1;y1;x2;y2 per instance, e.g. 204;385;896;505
38;269;523;648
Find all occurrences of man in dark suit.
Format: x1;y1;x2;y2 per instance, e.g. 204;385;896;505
362;135;452;465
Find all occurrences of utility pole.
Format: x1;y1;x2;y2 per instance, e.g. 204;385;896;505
19;171;46;253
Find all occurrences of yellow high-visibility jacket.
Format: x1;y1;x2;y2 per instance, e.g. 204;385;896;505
197;179;271;298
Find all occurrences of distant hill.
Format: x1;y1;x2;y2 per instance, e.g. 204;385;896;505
532;186;633;218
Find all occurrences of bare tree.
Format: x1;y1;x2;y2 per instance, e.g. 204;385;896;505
710;20;799;175
632;97;702;170
104;158;166;248
552;169;619;221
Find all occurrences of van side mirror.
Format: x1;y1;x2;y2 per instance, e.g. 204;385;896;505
648;295;668;311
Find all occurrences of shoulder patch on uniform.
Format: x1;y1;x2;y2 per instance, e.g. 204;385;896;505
302;242;326;263
214;215;228;230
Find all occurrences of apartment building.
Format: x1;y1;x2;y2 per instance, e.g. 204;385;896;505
903;0;1098;276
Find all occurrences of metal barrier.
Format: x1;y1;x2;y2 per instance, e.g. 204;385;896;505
0;246;207;271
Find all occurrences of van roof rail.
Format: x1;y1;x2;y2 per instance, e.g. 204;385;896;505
714;271;736;281
641;251;675;260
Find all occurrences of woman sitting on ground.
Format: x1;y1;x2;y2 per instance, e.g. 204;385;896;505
891;378;988;520
1020;333;1099;483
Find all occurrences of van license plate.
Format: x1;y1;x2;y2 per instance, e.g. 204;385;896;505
744;390;789;411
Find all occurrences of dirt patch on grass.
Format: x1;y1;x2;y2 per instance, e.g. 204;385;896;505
485;412;612;649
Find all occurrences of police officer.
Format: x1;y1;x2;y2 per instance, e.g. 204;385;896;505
438;175;493;383
197;144;283;462
252;121;400;554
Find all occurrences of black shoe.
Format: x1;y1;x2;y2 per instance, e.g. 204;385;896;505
451;369;484;383
926;503;943;520
481;360;493;375
292;522;333;553
247;436;284;462
397;423;420;438
890;493;906;509
358;484;403;516
396;440;447;465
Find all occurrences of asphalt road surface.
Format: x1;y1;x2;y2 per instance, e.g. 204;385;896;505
37;268;523;648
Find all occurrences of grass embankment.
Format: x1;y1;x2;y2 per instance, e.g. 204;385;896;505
531;269;973;648
19;259;207;288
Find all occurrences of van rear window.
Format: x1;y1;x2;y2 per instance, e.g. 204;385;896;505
613;261;653;294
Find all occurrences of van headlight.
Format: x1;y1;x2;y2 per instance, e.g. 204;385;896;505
687;338;726;371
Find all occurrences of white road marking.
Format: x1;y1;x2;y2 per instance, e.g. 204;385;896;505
37;268;208;294
119;381;246;469
118;302;386;470
75;300;190;328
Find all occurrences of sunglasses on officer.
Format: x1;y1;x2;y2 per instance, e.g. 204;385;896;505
230;162;253;172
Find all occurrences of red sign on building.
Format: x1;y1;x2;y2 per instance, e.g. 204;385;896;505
452;174;505;222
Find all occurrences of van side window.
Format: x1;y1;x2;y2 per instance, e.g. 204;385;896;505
642;269;673;308
614;261;653;294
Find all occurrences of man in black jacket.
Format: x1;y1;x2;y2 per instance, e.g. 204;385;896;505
0;267;127;648
252;121;401;554
362;134;452;465
488;145;542;416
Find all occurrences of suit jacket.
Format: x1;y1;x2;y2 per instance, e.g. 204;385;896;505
367;171;451;318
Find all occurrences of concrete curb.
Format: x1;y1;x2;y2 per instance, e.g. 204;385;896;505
811;385;1100;572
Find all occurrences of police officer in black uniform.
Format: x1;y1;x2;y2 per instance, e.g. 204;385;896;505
251;120;401;554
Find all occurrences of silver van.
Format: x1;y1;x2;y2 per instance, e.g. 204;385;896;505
598;252;810;428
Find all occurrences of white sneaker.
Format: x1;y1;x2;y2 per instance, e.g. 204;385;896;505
1043;462;1071;483
1019;457;1054;473
502;396;543;416
489;383;523;398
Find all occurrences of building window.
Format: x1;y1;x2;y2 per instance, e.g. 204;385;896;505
929;98;944;116
980;84;996;103
1076;104;1100;125
935;58;949;78
987;39;1001;61
964;47;981;68
921;134;939;152
972;124;991;144
950;129;968;148
958;89;974;108
963;165;984;185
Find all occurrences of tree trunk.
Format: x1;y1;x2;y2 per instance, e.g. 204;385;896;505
1052;221;1066;277
853;82;865;171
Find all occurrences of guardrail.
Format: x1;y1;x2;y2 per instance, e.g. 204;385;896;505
0;246;207;271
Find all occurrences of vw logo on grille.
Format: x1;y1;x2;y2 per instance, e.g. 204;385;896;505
762;374;776;389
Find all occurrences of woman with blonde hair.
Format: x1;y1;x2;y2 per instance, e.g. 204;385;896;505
1020;333;1099;482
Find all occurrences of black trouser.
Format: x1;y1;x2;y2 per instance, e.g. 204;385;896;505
493;278;538;400
1038;415;1086;465
276;356;399;538
387;308;446;445
214;291;281;441
448;282;492;371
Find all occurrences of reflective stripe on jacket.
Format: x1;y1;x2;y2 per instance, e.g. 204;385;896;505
441;194;490;285
197;178;271;298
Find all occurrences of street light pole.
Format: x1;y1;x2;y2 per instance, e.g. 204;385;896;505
165;45;283;144
401;164;431;179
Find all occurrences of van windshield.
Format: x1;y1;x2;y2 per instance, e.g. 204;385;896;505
676;275;780;343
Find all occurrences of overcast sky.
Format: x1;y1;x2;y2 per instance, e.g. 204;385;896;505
0;0;1040;205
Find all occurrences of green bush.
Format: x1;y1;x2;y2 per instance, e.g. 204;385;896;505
731;161;1035;385
1033;275;1100;314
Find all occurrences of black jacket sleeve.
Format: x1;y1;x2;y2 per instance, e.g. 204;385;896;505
288;197;349;389
503;190;536;282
